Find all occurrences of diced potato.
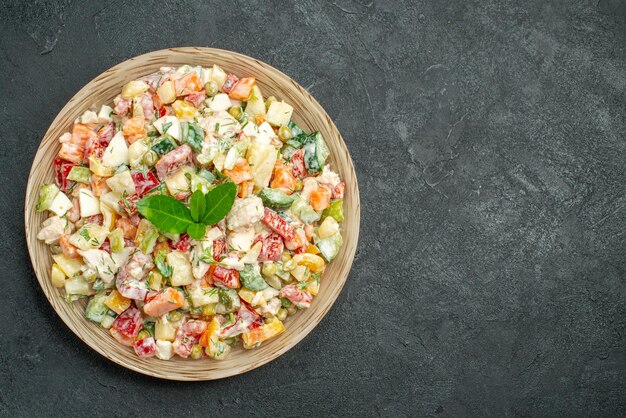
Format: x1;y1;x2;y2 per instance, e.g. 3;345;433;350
306;280;320;296
172;100;197;120
212;65;228;87
69;224;109;250
52;254;83;277
156;80;177;105
48;191;73;216
164;165;193;196
246;142;277;191
167;250;193;286
201;67;213;86
104;290;131;314
155;340;174;360
128;140;149;168
265;101;293;126
153;115;182;142
100;191;124;215
189;286;219;307
65;276;91;298
100;315;115;329
98;105;113;123
78;189;101;217
106;170;135;196
80;110;98;125
89;156;116;177
245;85;265;117
208;93;232;112
317;216;339;239
121;80;149;99
51;263;66;288
291;265;309;282
100;203;119;231
155;316;177;341
102;131;129;167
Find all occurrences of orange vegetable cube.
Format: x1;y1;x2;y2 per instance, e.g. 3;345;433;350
91;175;110;197
270;167;296;194
59;143;84;164
174;72;202;96
122;116;146;144
105;290;131;314
71;123;97;148
228;77;256;101
223;159;253;184
143;287;184;317
242;320;285;348
310;187;331;211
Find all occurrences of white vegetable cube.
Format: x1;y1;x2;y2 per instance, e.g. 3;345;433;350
246;142;278;191
128;140;150;168
189;286;219;307
79;189;101;217
59;132;71;143
48;191;73;216
227;226;255;252
156;81;177;105
98;105;113;123
254;121;277;144
51;264;66;288
245;85;265;117
265;101;293;126
212;64;228;88
102;131;129;167
165;166;193;196
208;93;232;112
100;191;124;215
105;170;136;196
80;110;99;124
155;340;174;360
153;115;181;141
167;250;194;286
201;67;213;86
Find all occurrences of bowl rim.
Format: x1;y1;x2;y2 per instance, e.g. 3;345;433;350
24;46;360;380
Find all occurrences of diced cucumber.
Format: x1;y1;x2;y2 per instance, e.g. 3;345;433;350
108;228;125;253
259;188;295;210
240;264;268;291
65;276;92;301
151;136;176;156
316;232;343;262
182;122;204;152
290;196;321;224
86;292;109;323
216;289;241;314
36;184;60;212
322;199;344;222
67;166;91;184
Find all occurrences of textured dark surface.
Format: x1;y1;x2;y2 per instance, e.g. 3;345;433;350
1;0;625;416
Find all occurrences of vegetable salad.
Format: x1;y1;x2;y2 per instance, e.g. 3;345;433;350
36;64;345;360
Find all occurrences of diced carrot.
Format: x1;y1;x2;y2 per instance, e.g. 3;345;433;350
122;116;146;144
202;265;216;288
59;234;80;258
306;244;321;255
116;217;138;240
174;72;202;96
59;143;84;164
91;175;110;197
143;287;184;317
238;181;254;198
223;159;253;185
310;187;331;211
254;115;266;126
71;123;97;148
242;320;285;348
228;77;256;101
199;317;220;347
270;167;296;194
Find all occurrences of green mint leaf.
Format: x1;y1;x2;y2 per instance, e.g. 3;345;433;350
189;190;206;222
187;223;206;240
136;195;193;234
201;182;237;225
